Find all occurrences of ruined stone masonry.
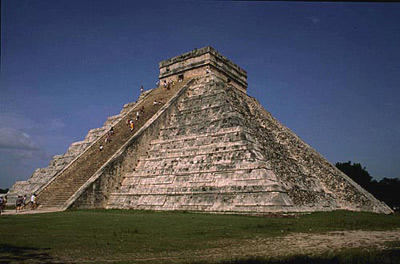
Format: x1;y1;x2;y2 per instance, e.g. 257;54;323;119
6;91;151;204
8;46;392;214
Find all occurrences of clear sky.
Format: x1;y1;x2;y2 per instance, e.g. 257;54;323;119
1;0;400;189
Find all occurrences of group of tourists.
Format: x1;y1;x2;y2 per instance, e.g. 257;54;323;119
99;81;165;152
0;193;37;214
17;194;37;211
162;79;175;90
127;105;145;133
99;127;115;152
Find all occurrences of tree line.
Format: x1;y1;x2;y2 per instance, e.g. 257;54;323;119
335;161;400;212
0;188;9;194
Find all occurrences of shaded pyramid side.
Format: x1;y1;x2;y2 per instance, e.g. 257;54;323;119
6;91;151;205
105;73;391;214
224;80;392;213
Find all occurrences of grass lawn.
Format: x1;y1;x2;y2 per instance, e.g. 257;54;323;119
1;210;399;263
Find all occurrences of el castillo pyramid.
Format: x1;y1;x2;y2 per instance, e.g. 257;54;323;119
8;47;392;214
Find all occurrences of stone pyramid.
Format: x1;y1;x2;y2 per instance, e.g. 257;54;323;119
8;47;392;214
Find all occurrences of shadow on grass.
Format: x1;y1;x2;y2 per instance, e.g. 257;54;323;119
0;244;56;263
212;249;400;264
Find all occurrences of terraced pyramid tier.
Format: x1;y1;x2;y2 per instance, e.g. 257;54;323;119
101;73;391;214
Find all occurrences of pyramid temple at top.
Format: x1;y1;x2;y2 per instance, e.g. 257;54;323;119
8;47;392;214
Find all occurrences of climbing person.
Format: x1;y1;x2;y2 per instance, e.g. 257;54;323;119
99;144;104;151
30;193;37;210
153;100;161;106
141;85;144;93
105;134;111;143
109;126;114;135
129;119;134;132
136;111;140;121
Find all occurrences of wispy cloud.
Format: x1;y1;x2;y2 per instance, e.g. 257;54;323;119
48;118;67;131
0;127;39;151
0;112;70;188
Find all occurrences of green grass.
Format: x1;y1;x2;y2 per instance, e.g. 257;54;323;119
1;210;399;263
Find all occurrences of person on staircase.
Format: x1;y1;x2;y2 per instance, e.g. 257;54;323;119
30;193;37;210
129;119;135;132
105;134;111;143
140;85;144;93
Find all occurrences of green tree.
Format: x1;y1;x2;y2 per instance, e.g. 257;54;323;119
335;161;375;189
335;161;399;211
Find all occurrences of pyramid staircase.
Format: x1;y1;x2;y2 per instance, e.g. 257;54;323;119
6;97;146;205
36;79;191;209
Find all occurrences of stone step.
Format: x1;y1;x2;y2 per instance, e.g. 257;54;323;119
115;184;285;196
158;116;244;138
178;88;226;105
177;95;229;112
145;141;254;159
150;127;244;146
176;101;225;116
131;159;269;177
138;149;262;170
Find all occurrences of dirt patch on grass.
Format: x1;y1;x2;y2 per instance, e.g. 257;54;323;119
219;229;400;258
110;229;400;263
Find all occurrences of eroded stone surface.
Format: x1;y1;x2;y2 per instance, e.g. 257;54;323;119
8;47;392;214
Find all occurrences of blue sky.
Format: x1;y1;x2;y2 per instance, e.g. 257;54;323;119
1;0;400;188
